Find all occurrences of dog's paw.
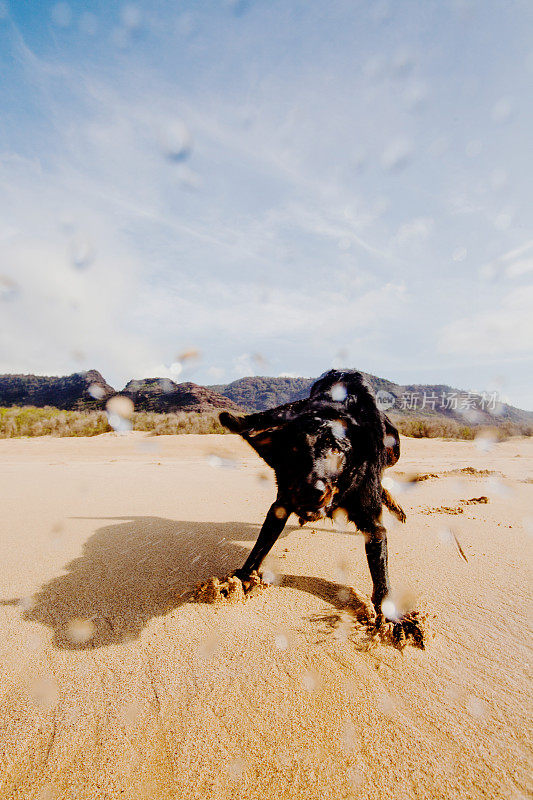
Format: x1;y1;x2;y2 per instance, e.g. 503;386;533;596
374;611;425;650
193;571;267;604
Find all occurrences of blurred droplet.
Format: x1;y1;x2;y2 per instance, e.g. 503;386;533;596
262;563;280;585
485;476;511;497
251;352;268;368
106;395;134;434
334;557;350;583
177;348;201;363
474;430;497;452
452;247;467;262
198;633;219;659
334;613;352;642
206;454;237;469
403;82;428;111
392;47;414;76
466;695;486;717
522;517;533;536
301;670;319;692
376;692;395;716
159;378;174;393
69;235;95;270
30;675;59;709
79;11;98;35
36;785;59;800
256;471;270;483
362;55;386;80
490;168;507;189
494;210;513;230
228;757;246;780
381;139;412;172
330;383;347;401
332;507;349;530
274;505;287;519
66;618;95;644
0;275;19;301
19;595;35;612
49;521;63;541
118;698;144;725
465;140;482;158
120;4;142;30
274;630;289;650
341;717;356;751
381;596;400;622
107;395;134;417
491;97;513;124
51;2;71;27
159;120;193;163
88;383;105;400
337;587;351;604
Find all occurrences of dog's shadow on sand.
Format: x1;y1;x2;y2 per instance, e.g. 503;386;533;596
1;516;309;651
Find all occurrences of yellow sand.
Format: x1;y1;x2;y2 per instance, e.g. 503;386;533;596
0;432;531;799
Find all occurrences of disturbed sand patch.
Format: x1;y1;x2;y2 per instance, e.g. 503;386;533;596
193;575;425;650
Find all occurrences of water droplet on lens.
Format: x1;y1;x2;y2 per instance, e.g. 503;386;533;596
30;675;59;709
491;97;513;123
332;507;349;530
452;247;467;262
69;235;95;269
381;139;412;172
381;596;400;621
19;595;35;612
228;757;246;780
106;395;134;433
120;4;142;30
66;618;95;644
301;670;318;692
51;2;71;27
159;120;193;163
88;383;105;399
330;383;347;401
79;11;98;35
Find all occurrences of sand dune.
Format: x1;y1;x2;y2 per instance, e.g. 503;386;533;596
0;432;531;799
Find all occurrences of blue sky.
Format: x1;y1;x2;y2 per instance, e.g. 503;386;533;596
0;0;532;407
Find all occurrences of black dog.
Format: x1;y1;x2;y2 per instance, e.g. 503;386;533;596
220;369;423;646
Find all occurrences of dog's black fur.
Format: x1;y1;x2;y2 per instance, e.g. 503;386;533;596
220;369;422;643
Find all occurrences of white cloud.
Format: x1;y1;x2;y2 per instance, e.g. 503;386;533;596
438;285;533;356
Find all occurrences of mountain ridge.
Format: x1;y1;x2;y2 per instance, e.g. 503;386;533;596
0;370;531;432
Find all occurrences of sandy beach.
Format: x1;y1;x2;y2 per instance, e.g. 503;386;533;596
0;432;531;800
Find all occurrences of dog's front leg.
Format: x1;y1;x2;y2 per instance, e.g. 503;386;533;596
363;522;391;617
234;499;290;579
363;520;425;648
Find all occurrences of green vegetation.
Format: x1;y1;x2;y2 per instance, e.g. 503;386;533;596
1;406;530;440
392;415;532;439
0;407;228;438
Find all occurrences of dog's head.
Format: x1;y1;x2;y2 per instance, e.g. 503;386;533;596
220;409;355;520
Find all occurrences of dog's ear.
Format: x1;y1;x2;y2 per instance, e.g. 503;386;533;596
382;415;400;467
219;412;245;433
219;409;288;469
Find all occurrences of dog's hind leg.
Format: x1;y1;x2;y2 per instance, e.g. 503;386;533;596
381;487;406;523
233;500;290;580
